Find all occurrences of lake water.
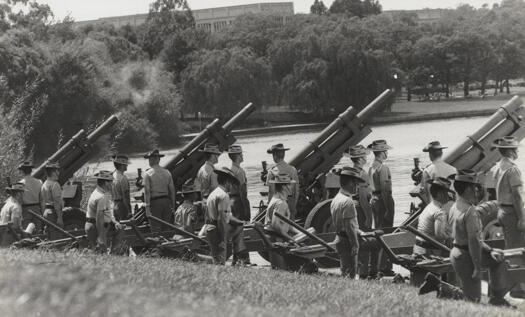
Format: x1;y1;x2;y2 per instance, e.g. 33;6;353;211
91;116;525;226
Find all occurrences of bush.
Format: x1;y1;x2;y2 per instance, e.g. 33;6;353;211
111;111;158;153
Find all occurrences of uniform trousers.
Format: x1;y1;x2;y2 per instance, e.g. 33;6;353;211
335;234;358;278
98;222;123;254
450;247;507;302
231;195;250;262
150;197;172;232
43;207;61;240
22;205;42;232
113;201;129;221
356;204;372;277
498;206;525;293
371;193;395;273
206;222;246;265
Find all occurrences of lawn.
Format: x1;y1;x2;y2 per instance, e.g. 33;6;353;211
0;249;522;317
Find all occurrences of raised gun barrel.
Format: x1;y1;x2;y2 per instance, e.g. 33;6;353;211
444;96;525;172
163;103;256;187
290;89;394;182
32;115;119;185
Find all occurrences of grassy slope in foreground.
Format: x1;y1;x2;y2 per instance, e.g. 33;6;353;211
0;249;523;317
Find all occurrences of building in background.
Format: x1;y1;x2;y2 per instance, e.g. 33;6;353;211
383;9;444;25
74;2;295;33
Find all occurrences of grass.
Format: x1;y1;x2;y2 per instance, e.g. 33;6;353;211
0;249;523;317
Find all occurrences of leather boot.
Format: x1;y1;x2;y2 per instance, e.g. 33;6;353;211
419;273;440;295
437;280;464;300
489;289;516;309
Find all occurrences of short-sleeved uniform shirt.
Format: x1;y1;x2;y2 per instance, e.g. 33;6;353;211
265;192;291;236
195;162;218;198
20;175;42;205
174;202;197;232
492;157;523;206
206;186;231;225
0;197;23;229
266;161;299;207
450;197;482;247
144;165;175;199
87;187;114;223
369;159;392;194
355;167;372;226
422;159;457;185
330;189;359;242
40;179;62;211
230;163;247;196
417;200;450;242
112;170;130;201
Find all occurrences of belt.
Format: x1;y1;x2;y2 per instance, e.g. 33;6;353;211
415;239;438;250
44;204;55;209
151;195;169;201
86;218;96;224
23;203;40;207
453;243;469;251
372;191;392;195
337;231;349;238
205;219;218;226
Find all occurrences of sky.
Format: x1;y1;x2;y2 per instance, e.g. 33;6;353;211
30;0;502;21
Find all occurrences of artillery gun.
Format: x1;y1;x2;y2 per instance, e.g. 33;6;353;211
246;90;394;267
118;103;258;255
0;115;119;246
379;95;525;286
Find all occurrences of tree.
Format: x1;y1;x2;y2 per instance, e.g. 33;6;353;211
181;47;271;116
139;0;194;59
328;0;381;17
311;0;327;15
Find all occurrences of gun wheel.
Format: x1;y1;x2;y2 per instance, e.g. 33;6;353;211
304;199;339;268
62;208;86;231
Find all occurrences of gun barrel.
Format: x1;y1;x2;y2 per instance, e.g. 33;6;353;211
32;115;119;184
222;102;255;131
32;129;87;180
163;103;256;187
86;114;119;142
290;89;393;179
356;89;395;123
444;96;525;171
163;119;222;171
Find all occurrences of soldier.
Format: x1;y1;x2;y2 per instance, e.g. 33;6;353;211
420;141;457;203
346;145;374;279
492;136;525;298
265;173;299;239
228;144;253;265
266;143;300;220
413;177;454;256
173;180;200;233
195;143;221;199
85;171;124;253
265;173;300;269
368;139;395;277
418;170;512;307
331;166;365;278
40;162;63;240
205;167;246;265
0;183;25;231
111;155;131;221
143;149;176;232
18;161;42;232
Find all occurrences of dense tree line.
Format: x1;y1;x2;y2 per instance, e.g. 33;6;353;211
1;0;525;169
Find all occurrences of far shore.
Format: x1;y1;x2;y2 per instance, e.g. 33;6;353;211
180;95;515;142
